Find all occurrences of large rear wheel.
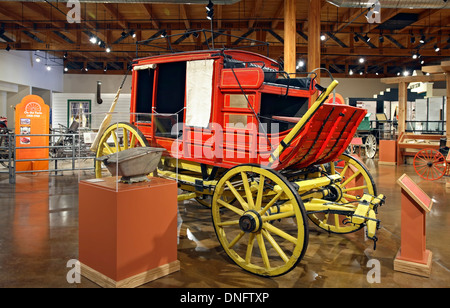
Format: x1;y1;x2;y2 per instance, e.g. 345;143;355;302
211;164;308;277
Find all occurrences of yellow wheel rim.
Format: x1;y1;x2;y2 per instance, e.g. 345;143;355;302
95;122;149;178
212;164;308;277
308;153;377;234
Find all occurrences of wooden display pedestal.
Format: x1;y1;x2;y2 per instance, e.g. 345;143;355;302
394;174;433;277
78;176;180;288
378;139;397;165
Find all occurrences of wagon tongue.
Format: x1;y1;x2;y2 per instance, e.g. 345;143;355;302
350;194;386;249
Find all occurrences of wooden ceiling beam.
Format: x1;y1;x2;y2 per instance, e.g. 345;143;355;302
142;4;160;29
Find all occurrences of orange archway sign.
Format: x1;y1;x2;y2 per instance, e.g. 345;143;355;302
15;95;50;172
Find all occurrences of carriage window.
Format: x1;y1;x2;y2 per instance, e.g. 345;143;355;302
155;61;186;137
259;93;309;133
135;68;154;122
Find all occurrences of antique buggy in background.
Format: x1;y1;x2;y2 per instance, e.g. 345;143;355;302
93;49;385;277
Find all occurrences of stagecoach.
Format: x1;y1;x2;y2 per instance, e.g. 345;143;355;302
93;49;385;277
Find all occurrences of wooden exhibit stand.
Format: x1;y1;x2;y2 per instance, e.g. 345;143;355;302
394;174;433;277
78;176;180;288
378;139;397;165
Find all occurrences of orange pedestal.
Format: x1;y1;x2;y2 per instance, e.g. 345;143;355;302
394;174;433;277
378;139;397;165
78;176;180;288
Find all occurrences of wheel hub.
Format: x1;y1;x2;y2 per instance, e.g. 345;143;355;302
239;210;262;233
324;184;343;202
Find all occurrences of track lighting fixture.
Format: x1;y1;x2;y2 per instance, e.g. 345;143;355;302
434;45;440;52
160;30;167;38
206;0;214;20
420;35;425;44
130;30;136;38
363;34;370;42
354;34;359;42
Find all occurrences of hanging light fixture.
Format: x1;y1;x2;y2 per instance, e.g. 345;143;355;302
206;0;214;20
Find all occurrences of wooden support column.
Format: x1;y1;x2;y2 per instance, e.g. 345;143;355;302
308;0;320;102
398;81;408;136
284;0;296;77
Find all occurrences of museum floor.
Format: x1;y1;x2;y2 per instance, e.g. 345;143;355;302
0;157;449;288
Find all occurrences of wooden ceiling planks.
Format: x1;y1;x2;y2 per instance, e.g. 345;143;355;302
0;0;449;75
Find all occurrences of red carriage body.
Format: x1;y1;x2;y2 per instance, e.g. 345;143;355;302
128;49;366;170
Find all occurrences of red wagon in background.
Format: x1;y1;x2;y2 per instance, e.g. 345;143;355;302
94;48;385;277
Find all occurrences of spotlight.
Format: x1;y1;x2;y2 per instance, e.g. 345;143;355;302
434;45;440;52
206;0;214;12
160;30;167;38
90;36;97;44
379;35;384;43
192;32;199;38
5;44;11;51
64;67;68;72
35;57;41;63
121;31;127;37
410;35;415;44
320;34;326;41
207;8;214;20
421;60;425;65
106;47;111;53
363;34;370;42
354;34;359;42
420;35;425;44
103;66;107;72
412;53;418;59
349;69;353;75
403;70;409;76
130;30;136;38
64;52;68;59
359;57;365;63
46;65;51;71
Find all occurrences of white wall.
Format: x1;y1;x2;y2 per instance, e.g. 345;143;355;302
0;50;63;92
51;92;132;130
321;77;393;100
63;74;132;94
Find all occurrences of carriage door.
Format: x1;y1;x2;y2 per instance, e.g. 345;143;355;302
184;59;215;160
222;93;258;164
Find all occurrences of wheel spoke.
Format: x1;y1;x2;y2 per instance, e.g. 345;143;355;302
341;170;361;187
256;233;270;270
217;198;244;216
228;231;245;249
263;222;297;244
241;172;255;209
245;233;256;264
259;190;284;216
262;229;289;263
225;180;249;211
255;174;265;211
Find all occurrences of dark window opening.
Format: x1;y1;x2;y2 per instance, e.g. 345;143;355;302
135;69;154;122
154;61;186;138
259;93;309;134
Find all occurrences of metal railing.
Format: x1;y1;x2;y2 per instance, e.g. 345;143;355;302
0;131;96;184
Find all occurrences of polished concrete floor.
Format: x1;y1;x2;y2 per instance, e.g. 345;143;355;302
0;158;449;288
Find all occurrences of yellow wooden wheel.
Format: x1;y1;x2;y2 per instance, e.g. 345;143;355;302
211;164;308;277
95;122;149;178
308;153;377;234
